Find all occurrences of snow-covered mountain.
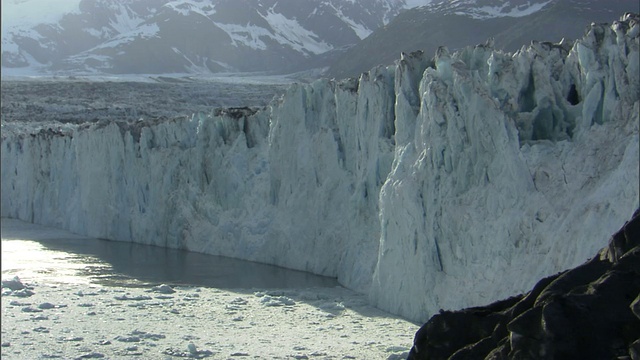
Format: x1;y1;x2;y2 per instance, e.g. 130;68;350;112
328;0;640;78
2;13;638;322
1;0;425;74
7;0;635;76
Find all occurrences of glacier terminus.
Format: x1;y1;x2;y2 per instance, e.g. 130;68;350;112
1;13;638;323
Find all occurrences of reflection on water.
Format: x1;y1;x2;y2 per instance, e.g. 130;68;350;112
1;219;338;289
2;239;104;286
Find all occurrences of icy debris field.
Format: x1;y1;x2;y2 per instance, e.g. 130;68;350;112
1;281;416;359
0;77;288;125
1;219;417;360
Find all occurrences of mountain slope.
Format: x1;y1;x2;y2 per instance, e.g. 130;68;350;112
1;0;422;75
326;0;640;78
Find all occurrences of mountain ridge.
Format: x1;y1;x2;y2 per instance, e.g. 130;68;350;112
327;0;640;78
1;0;416;75
3;0;616;76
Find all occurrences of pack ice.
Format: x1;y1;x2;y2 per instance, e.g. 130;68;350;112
2;14;638;322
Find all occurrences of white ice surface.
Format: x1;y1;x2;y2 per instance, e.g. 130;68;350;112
1;17;638;322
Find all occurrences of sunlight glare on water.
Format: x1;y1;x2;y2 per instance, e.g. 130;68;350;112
1;239;106;285
1;218;338;289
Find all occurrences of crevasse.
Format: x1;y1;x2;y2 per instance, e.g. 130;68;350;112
2;14;638;322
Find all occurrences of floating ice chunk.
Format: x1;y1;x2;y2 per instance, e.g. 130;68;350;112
260;295;295;307
151;284;175;294
114;294;152;301
21;306;43;313
2;276;25;291
229;297;248;305
75;351;103;358
12;289;35;297
38;302;55;309
115;335;141;343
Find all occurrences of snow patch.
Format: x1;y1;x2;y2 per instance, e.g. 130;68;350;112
402;0;434;9
456;0;553;19
261;10;334;55
215;9;334;55
328;3;373;39
215;23;270;51
109;5;145;35
82;22;160;53
163;0;217;18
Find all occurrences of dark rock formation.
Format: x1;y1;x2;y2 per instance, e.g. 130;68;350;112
408;208;640;360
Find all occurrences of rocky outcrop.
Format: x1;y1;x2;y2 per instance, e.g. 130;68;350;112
408;208;640;360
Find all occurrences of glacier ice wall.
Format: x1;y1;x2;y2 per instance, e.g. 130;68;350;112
2;14;638;322
370;15;639;321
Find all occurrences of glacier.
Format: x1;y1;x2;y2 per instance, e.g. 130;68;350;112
1;14;638;322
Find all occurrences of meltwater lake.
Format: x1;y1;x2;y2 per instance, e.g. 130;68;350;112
1;218;338;289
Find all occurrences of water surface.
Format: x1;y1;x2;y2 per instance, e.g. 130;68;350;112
1;218;338;289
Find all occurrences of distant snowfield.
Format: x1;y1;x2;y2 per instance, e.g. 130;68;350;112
1;219;417;359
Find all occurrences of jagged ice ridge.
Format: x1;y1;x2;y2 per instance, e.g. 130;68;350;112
1;14;638;322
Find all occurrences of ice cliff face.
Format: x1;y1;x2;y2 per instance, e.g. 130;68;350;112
2;14;638;322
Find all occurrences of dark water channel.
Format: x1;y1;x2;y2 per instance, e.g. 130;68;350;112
1;218;338;289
